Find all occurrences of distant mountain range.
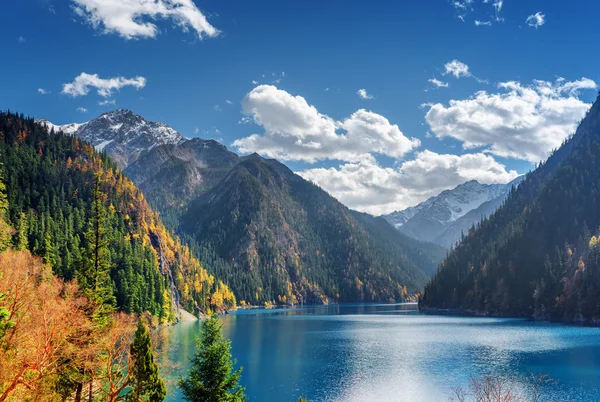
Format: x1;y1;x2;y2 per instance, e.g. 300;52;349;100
39;110;446;305
383;178;523;248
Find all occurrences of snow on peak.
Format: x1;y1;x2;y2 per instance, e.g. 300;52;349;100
35;110;185;169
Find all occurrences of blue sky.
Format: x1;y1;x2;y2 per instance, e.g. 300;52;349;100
2;0;599;214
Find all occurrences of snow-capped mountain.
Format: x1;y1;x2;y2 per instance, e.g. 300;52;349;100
37;109;185;169
383;177;523;247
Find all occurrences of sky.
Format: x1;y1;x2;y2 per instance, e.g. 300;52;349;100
1;0;600;215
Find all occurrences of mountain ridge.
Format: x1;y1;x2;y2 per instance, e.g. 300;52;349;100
383;177;523;247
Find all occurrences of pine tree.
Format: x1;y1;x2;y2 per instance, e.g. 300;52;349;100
79;173;115;325
14;212;28;250
128;319;166;402
178;316;246;402
0;162;11;252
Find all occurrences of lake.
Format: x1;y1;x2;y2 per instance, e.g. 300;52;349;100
163;303;600;401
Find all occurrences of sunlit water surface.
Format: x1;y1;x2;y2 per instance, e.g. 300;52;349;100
162;303;600;401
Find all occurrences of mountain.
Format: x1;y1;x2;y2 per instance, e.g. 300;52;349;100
420;95;600;323
37;109;185;169
383;178;523;247
37;109;446;306
180;154;445;305
123;138;240;227
0;111;235;320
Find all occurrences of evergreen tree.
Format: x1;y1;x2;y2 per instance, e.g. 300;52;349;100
178;316;245;402
14;212;28;250
79;173;115;325
128;319;166;402
0;162;11;252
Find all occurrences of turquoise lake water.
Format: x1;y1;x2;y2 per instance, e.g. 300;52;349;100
163;303;600;401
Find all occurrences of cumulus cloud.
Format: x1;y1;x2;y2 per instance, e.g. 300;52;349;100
232;85;420;163
76;107;88;113
428;78;449;89
357;88;374;100
62;73;146;98
423;77;597;162
298;151;519;215
71;0;219;40
526;12;545;29
38;88;49;95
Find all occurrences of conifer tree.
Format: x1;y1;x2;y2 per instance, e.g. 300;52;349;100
0;162;11;252
128;319;166;402
14;212;28;250
79;173;115;325
178;316;245;402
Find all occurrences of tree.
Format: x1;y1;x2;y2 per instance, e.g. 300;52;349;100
128;319;166;402
13;212;27;251
0;163;11;253
178;316;245;402
79;173;115;326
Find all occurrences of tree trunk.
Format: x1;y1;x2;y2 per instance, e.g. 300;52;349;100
74;383;83;402
87;381;93;402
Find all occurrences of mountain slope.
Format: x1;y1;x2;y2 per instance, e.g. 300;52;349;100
180;155;445;305
420;96;600;323
37;109;446;305
37;109;185;169
384;179;522;246
123;138;240;227
0;111;234;319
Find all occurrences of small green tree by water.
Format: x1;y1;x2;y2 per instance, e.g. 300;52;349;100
128;319;167;402
178;315;246;402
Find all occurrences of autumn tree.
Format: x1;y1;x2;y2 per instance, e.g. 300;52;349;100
178;316;245;402
0;249;91;402
127;319;166;402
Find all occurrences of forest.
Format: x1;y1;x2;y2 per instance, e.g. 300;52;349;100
421;95;600;324
0;112;235;318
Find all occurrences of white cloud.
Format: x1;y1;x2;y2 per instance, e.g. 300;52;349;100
252;80;259;85
298;151;519;215
443;59;470;78
475;20;492;26
453;0;503;24
226;99;233;105
233;85;420;163
357;88;374;100
17;36;26;44
423;77;597;162
194;127;199;134
428;78;449;88
77;107;88;113
98;99;116;106
62;73;146;98
214;105;222;112
526;12;545;29
71;0;219;40
38;88;49;95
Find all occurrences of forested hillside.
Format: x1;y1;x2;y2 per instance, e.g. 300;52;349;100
0;111;235;319
180;155;445;305
420;95;600;323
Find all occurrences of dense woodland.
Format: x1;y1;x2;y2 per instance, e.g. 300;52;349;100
0;112;235;318
180;155;445;306
421;95;600;323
